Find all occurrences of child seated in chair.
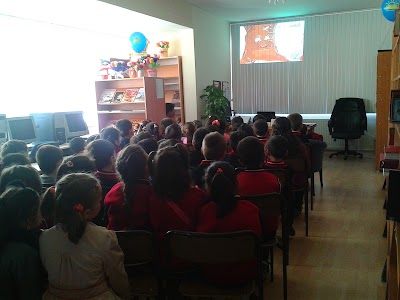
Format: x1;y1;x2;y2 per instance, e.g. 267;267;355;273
253;119;269;146
191;132;227;190
36;145;64;187
189;128;210;167
225;130;249;169
86;140;119;227
236;136;280;238
196;161;261;286
115;119;134;150
264;135;289;170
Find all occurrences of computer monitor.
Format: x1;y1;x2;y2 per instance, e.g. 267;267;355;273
6;116;38;144
257;111;276;122
30;113;56;142
54;111;89;143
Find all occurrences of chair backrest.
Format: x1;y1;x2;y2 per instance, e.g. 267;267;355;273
116;230;155;267
265;168;288;192
329;98;367;138
309;140;327;173
284;157;308;190
239;193;283;237
166;230;261;264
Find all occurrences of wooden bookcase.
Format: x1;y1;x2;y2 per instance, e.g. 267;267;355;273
95;77;165;131
157;56;185;123
387;11;400;299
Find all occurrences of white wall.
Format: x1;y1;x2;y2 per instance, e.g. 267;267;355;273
100;0;231;120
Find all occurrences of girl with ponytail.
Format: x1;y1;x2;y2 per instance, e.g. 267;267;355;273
39;173;129;300
0;181;43;299
196;161;261;287
104;144;152;230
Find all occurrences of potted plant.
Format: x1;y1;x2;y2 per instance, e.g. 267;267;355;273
200;85;230;120
156;41;169;58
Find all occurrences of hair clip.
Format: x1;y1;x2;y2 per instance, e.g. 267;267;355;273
217;168;223;173
73;203;84;213
66;161;74;168
49;186;56;195
212;120;221;127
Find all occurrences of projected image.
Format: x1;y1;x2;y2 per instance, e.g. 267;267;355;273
240;20;305;64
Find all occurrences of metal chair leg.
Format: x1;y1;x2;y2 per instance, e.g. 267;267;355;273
319;169;323;187
311;175;315;210
305;190;309;237
270;247;274;282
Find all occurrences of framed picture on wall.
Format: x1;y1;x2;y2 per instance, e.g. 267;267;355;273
390;90;400;123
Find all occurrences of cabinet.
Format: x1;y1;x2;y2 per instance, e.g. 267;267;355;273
157;56;185;123
95;77;165;131
387;11;400;299
376;50;392;170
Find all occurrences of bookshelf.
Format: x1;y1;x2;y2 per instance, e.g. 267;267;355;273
95;77;165;131
387;10;400;299
157;56;185;123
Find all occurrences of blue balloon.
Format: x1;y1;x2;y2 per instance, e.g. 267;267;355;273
382;0;400;22
130;32;147;53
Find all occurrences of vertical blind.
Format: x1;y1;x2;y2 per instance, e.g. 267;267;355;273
231;9;393;114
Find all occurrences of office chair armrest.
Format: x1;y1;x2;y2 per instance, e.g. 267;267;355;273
328;119;334;134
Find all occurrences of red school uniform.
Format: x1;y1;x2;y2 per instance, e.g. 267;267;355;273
197;200;262;286
257;136;269;146
237;170;280;235
265;160;288;169
149;186;207;240
104;181;152;231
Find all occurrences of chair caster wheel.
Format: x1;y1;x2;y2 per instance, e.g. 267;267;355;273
329;154;333;158
344;156;348;160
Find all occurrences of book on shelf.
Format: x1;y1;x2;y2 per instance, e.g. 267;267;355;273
98;89;116;103
112;90;125;103
123;88;139;102
134;88;145;102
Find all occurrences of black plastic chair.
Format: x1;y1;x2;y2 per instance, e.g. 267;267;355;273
328;97;367;160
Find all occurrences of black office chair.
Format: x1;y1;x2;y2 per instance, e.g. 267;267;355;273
328;98;367;160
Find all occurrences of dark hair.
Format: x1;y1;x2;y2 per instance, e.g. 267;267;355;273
145;122;160;141
237;136;265;168
1;153;31;169
131;131;153;144
205;125;219;133
193;120;203;130
55;173;101;244
153;144;190;202
36;145;63;175
206;115;218;126
205;161;238;218
272;117;301;156
300;124;307;136
87;134;100;144
209;119;226;135
253;114;265;123
69;137;86;155
115;119;133;137
137;138;158;154
287;113;303;131
266;135;289;159
100;127;120;146
253;119;268;137
165;123;182;140
0;182;41;248
158;139;180;150
193;128;210;151
116;145;148;209
57;156;96;181
137;120;151;133
183;122;196;138
160;118;174;134
166;103;175;115
41;186;56;228
229;130;249;152
0;165;42;194
86;140;115;170
238;123;254;136
231;116;244;126
0;140;28;159
202;132;226;161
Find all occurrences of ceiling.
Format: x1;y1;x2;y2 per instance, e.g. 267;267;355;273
183;0;382;22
